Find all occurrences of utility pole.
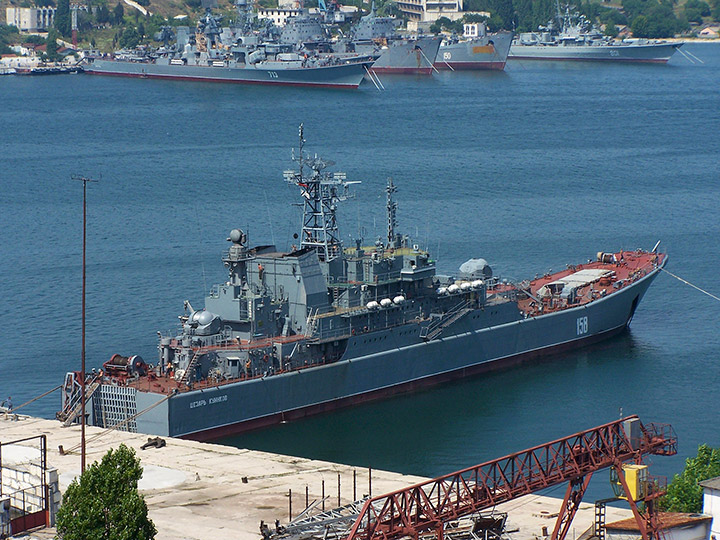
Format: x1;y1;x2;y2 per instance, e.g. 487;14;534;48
72;174;97;473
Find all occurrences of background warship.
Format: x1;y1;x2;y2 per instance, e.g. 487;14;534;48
509;3;682;63
338;3;442;74
436;23;513;70
83;0;372;88
59;126;667;440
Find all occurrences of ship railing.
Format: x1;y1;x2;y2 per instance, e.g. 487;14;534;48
420;299;473;340
311;307;424;341
56;373;103;424
327;270;404;286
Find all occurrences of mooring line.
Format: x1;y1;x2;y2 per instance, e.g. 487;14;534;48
659;267;720;303
419;49;439;74
10;385;62;413
63;393;173;454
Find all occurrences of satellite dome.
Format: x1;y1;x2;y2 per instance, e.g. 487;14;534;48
459;258;493;279
229;229;246;244
196;310;214;325
187;310;222;335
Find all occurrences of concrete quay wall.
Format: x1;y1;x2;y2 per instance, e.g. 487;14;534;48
0;414;632;540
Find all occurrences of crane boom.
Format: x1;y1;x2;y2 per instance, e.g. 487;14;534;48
345;416;676;540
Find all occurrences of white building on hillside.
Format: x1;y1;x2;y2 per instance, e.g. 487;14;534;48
5;7;56;32
396;0;464;23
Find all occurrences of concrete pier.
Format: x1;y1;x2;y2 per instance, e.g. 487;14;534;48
1;414;632;540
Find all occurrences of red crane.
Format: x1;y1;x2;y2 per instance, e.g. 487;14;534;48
344;416;676;540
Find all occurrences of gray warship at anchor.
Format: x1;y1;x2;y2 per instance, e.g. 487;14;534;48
83;0;371;88
59;127;666;440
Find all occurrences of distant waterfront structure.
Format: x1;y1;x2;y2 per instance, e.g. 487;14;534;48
5;7;56;32
698;26;720;38
396;0;475;24
257;7;302;26
257;5;357;26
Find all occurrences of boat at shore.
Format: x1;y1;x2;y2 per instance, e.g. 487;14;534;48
58;127;666;441
435;23;513;70
508;5;682;63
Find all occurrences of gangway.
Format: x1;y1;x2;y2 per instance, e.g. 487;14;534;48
272;416;676;540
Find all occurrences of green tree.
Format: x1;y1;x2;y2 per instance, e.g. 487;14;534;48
430;15;452;33
24;33;47;44
659;444;720;513
0;23;20;54
113;2;125;25
119;26;140;47
45;28;61;61
684;7;703;22
604;20;619;36
96;5;111;24
631;13;650;35
685;0;711;16
54;0;72;36
55;444;157;540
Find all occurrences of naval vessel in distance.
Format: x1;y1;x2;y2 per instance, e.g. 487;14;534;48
508;4;682;63
58;126;667;441
83;4;372;88
436;23;513;70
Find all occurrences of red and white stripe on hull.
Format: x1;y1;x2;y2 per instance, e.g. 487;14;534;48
433;61;506;70
369;66;434;75
508;55;670;64
84;69;362;89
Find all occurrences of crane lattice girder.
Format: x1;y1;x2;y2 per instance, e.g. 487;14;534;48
345;416;676;540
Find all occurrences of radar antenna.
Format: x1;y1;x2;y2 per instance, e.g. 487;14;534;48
284;125;359;263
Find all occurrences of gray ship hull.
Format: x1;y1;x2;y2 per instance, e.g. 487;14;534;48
508;41;681;63
370;36;442;74
89;262;661;440
435;31;513;70
84;58;370;88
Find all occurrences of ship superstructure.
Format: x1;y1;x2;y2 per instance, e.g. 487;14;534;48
59;127;666;440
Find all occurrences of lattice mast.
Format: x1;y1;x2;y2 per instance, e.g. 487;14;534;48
284;124;357;263
385;178;397;248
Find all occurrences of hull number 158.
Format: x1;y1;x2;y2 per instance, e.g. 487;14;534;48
577;316;588;336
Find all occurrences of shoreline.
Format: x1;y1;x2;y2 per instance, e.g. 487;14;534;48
1;414;634;540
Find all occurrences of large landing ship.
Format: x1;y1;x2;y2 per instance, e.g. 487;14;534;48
59;128;666;440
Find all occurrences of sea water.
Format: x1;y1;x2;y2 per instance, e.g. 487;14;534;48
1;44;719;501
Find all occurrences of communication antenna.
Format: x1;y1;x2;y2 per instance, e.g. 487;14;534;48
284;125;359;263
71;174;99;474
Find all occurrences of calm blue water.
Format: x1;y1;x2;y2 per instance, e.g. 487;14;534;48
1;45;719;502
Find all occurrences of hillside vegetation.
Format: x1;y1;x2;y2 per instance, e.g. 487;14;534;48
1;0;719;53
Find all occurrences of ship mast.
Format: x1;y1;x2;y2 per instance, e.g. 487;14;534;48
284;124;358;263
386;177;397;248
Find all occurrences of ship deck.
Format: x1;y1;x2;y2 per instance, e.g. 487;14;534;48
514;249;662;316
109;250;661;398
